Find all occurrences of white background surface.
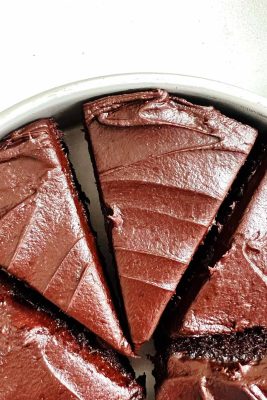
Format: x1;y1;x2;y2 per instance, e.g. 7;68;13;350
0;0;267;113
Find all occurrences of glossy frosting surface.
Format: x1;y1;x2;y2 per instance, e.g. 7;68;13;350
0;119;132;356
178;167;267;336
84;90;257;346
156;353;267;400
0;272;144;400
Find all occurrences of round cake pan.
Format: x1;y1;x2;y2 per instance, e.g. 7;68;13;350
0;73;266;400
0;73;267;137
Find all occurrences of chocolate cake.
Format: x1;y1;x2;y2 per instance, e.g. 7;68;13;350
154;330;267;399
84;90;258;348
0;271;145;400
0;119;132;356
170;159;267;337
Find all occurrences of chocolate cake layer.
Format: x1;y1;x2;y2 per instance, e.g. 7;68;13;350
0;271;145;400
0;119;132;356
174;161;267;337
154;330;267;400
84;90;257;347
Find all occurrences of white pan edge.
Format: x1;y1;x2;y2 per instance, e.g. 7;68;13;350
0;73;267;137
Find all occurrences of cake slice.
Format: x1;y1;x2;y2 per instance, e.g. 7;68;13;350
0;119;132;356
84;90;257;348
154;330;267;399
172;160;267;337
0;271;145;400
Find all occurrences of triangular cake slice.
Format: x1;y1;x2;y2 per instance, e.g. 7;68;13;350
0;119;132;356
174;161;267;336
0;271;145;400
84;90;257;347
154;331;267;399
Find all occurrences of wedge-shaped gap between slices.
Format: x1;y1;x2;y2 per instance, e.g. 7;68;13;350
157;130;267;341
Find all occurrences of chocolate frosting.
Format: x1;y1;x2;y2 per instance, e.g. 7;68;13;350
84;90;257;347
0;119;132;356
156;353;267;400
154;331;267;400
0;272;144;400
177;168;267;336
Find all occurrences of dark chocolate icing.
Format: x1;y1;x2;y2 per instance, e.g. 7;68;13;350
0;119;132;356
177;168;267;336
154;331;267;400
0;271;144;400
84;90;257;347
156;355;267;400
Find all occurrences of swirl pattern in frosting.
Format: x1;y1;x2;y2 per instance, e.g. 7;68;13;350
0;271;144;400
155;331;267;400
176;161;267;336
0;119;132;356
84;90;258;347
